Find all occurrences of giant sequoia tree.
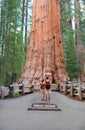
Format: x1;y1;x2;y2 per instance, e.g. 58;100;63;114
21;0;67;84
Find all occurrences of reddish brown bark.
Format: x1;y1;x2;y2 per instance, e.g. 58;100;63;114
21;0;67;84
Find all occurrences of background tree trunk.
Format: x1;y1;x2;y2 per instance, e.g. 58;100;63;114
21;0;67;84
74;0;85;80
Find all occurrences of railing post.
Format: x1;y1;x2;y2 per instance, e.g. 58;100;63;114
1;86;4;99
64;84;67;94
12;83;16;97
21;84;24;95
79;81;82;100
70;84;73;97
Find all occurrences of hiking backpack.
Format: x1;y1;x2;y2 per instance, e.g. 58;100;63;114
45;81;50;89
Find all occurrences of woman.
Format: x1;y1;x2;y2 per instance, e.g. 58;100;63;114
40;79;46;101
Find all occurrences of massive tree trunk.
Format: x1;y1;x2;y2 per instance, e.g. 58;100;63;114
21;0;67;84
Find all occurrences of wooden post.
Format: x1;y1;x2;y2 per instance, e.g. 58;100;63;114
1;86;4;99
70;85;73;97
22;84;24;95
79;82;82;100
12;83;16;97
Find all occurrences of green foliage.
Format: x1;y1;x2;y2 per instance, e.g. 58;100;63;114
0;0;26;86
63;31;80;79
80;9;85;45
60;0;80;80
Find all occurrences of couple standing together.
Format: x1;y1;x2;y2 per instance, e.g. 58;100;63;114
40;77;51;101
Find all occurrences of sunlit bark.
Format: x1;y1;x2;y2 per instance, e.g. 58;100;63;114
21;0;67;84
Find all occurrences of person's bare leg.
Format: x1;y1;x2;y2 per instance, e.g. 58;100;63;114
46;91;47;101
48;91;50;101
48;93;50;101
43;91;45;100
41;91;44;100
42;92;44;100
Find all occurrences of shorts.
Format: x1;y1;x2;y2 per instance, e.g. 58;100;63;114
40;89;45;94
45;89;51;94
40;89;45;92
